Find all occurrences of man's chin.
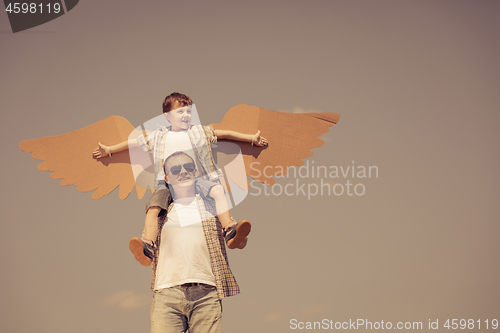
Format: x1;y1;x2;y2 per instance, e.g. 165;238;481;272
173;178;196;187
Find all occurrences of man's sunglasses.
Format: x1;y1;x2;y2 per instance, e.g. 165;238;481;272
168;163;196;175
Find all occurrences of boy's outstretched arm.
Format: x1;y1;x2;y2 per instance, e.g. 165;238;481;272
92;139;139;159
215;130;268;146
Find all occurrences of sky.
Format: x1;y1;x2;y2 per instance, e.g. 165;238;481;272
1;0;499;332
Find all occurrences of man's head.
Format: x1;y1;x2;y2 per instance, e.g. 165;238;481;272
163;92;193;131
163;151;197;188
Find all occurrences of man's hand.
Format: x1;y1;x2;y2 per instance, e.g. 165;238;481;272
252;130;268;147
92;142;110;159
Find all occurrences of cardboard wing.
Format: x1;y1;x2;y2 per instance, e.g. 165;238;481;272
211;104;340;186
19;116;147;200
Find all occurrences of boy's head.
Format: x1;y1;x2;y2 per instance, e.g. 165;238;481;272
163;92;193;131
162;92;192;113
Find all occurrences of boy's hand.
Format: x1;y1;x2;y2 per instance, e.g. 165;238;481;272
92;142;110;159
252;130;268;147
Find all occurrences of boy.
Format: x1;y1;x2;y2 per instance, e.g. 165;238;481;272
93;92;267;265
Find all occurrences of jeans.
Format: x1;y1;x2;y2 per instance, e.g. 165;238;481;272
150;284;222;333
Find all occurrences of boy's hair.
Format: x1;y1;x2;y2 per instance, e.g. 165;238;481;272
163;151;195;175
162;92;193;113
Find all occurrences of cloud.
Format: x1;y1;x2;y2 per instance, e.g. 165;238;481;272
299;303;332;316
100;290;151;310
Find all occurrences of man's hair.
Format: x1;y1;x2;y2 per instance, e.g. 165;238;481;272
163;151;195;175
162;92;193;113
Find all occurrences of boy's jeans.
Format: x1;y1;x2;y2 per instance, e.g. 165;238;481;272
150;284;222;333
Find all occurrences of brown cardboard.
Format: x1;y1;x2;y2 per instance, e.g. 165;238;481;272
19;116;146;200
211;104;340;186
20;106;339;200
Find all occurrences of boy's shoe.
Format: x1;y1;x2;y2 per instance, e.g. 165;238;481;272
225;220;251;249
129;237;154;266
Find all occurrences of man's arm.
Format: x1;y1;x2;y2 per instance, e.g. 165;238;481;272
215;130;268;147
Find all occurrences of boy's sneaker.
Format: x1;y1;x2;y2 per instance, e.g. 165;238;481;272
129;237;154;266
225;220;251;249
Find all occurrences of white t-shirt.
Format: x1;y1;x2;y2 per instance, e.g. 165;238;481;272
154;196;216;290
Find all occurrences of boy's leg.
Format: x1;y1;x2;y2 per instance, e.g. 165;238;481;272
195;180;251;249
129;206;161;266
224;220;251;250
129;236;155;266
207;184;235;231
129;188;172;266
202;182;251;250
144;206;162;244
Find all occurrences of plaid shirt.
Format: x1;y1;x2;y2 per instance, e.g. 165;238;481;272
150;193;240;300
136;125;223;186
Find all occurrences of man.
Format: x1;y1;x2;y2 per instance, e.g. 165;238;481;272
149;150;240;333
